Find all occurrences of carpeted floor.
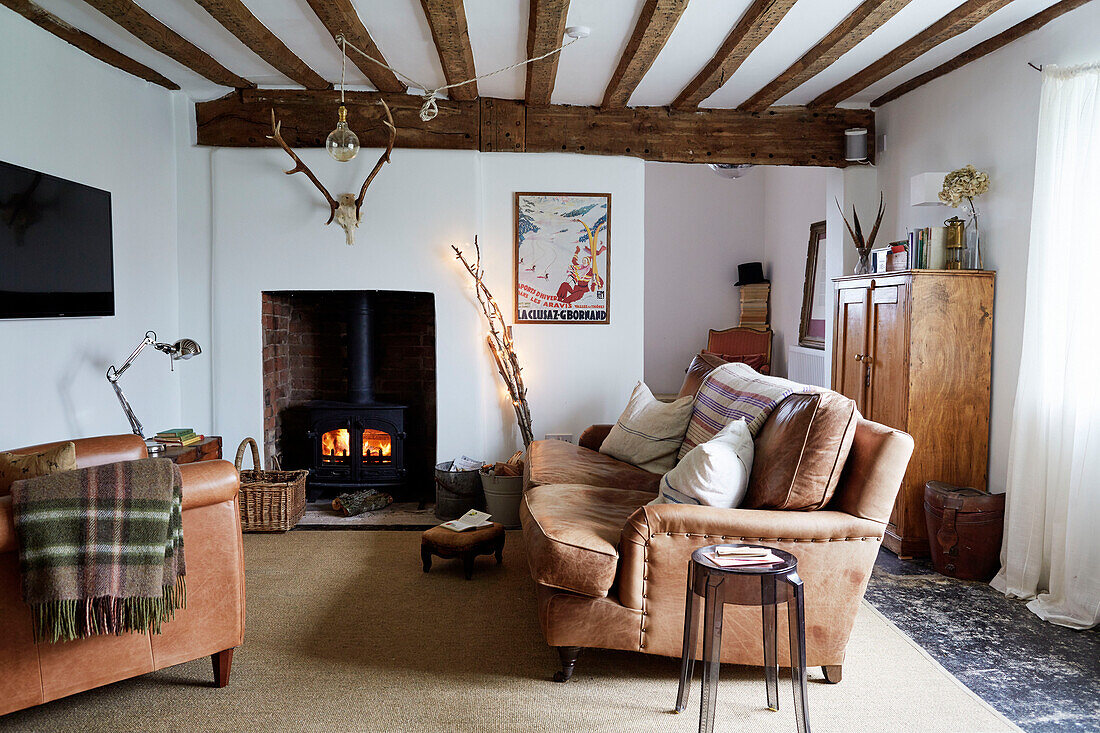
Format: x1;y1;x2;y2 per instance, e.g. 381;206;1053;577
2;532;1020;733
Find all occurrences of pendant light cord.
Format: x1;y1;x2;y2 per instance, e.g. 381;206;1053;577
335;33;580;122
339;35;346;105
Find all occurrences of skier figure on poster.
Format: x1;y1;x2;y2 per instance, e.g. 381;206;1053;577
556;219;605;304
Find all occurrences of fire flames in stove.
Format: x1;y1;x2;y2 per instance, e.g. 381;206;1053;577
320;428;392;464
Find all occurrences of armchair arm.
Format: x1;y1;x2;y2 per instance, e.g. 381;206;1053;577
180;460;239;510
617;504;885;611
578;424;614;452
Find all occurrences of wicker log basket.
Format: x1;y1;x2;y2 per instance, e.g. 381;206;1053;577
235;438;307;532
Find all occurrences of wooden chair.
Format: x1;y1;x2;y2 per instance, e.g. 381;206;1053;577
706;327;773;374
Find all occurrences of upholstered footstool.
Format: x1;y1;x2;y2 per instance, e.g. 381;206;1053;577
421;523;505;580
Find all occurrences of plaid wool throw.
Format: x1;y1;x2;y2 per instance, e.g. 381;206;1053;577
10;458;186;643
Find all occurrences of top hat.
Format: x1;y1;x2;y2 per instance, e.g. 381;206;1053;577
735;262;769;286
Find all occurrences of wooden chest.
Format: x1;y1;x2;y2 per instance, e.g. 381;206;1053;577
161;436;223;465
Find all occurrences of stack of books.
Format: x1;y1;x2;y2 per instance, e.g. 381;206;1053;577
154;428;202;447
738;283;771;328
705;545;782;568
908;226;948;269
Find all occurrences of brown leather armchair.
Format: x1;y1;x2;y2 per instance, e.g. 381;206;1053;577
0;435;245;716
521;418;913;683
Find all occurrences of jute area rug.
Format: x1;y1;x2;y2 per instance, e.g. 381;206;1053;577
3;532;1019;733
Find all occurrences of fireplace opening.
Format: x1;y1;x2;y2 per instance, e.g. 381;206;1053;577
261;290;436;503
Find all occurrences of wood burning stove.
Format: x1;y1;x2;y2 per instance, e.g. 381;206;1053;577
306;401;406;495
304;292;407;498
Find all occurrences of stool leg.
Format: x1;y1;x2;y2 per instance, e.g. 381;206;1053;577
421;546;432;573
761;575;779;712
494;536;505;565
463;554;475;580
675;562;699;713
699;574;723;733
785;572;811;733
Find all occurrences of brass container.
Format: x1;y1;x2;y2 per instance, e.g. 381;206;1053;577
944;216;966;270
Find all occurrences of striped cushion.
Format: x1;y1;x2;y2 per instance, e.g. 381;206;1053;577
678;362;806;460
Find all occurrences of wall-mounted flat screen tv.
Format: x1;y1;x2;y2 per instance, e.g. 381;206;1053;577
0;160;114;318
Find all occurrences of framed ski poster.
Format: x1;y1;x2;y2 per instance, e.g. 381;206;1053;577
514;192;611;325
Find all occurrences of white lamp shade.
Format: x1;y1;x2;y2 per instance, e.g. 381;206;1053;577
911;172;949;206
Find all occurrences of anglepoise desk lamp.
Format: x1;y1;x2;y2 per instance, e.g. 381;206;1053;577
106;331;201;455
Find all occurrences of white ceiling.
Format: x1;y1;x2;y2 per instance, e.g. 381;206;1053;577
26;0;1073;106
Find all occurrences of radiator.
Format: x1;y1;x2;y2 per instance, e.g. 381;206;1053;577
787;345;828;387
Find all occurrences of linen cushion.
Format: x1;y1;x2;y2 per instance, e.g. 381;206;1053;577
651;420;754;508
600;382;693;474
679;362;805;459
744;391;859;511
676;352;728;398
520;484;655;598
525;439;661;494
0;442;76;495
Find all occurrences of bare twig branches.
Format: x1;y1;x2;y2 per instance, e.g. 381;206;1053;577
452;237;534;448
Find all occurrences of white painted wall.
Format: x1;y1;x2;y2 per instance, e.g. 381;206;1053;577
643;163;764;393
873;1;1100;493
761;167;828;377
0;11;181;448
190;147;645;463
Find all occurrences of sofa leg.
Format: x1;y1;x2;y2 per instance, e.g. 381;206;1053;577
212;648;234;688
553;646;582;683
822;665;842;684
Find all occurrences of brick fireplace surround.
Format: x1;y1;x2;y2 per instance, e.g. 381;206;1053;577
261;290;436;502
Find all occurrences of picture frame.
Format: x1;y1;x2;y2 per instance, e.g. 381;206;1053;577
513;192;611;325
798;220;827;350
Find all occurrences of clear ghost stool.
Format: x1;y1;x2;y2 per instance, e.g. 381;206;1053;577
675;544;810;733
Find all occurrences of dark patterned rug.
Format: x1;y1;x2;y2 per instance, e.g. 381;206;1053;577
865;551;1100;733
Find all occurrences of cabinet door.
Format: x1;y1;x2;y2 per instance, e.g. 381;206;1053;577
866;284;909;430
832;286;869;412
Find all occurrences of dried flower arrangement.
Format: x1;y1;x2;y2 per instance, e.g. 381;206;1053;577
939;165;990;207
940;165;990;268
453;238;534;448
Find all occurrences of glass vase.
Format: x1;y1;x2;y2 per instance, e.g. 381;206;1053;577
855;250;873;275
965;201;983;270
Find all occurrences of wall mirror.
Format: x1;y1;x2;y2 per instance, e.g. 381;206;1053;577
798;221;827;349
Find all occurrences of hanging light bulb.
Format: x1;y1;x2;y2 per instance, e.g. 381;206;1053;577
326;105;359;162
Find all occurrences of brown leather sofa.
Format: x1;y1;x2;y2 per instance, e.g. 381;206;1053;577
0;434;245;716
520;408;913;683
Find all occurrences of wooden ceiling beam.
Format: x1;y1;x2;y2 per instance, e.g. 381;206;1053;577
80;0;252;88
525;0;570;105
192;0;329;90
811;0;1013;107
871;0;1092;107
304;0;405;93
419;0;478;101
602;0;689;109
2;0;179;89
739;0;910;112
672;0;797;110
195;90;872;167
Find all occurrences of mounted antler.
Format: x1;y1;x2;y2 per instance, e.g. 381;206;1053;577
354;98;396;222
267;111;339;225
267;99;397;245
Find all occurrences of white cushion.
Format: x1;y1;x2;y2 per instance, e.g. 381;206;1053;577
651;419;754;508
600;382;694;474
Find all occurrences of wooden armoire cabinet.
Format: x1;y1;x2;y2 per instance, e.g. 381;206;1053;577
832;270;994;557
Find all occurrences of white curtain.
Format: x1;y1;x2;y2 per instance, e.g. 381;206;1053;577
992;63;1100;629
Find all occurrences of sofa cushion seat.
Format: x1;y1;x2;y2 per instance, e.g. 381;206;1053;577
525;439;662;494
521;484;654;598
